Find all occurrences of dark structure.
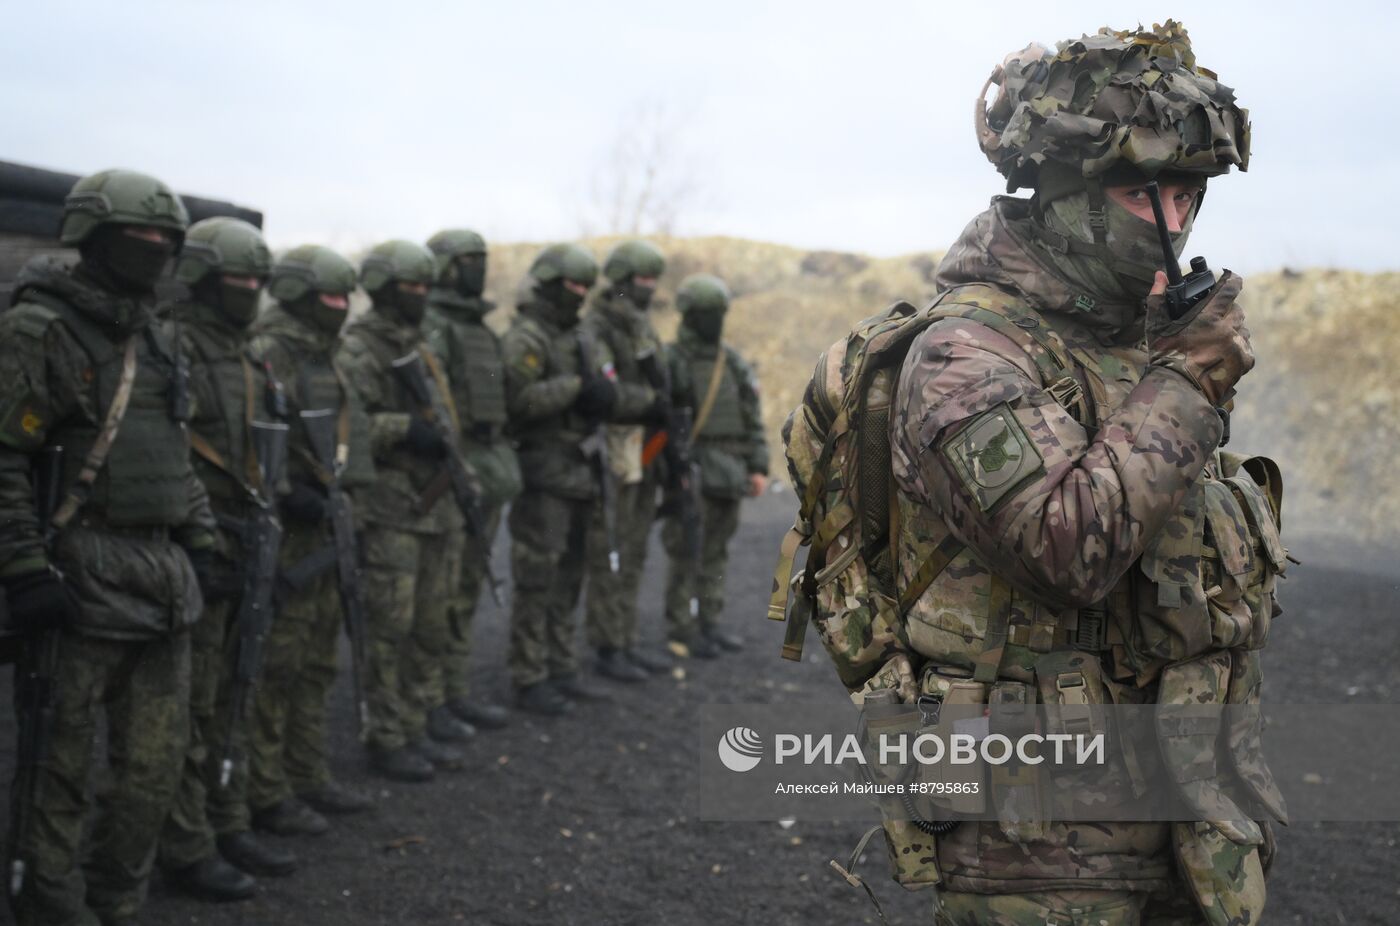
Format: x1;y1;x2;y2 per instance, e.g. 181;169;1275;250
0;159;263;304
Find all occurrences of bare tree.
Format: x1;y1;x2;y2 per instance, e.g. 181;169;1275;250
580;99;702;237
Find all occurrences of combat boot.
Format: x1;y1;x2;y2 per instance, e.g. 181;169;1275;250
427;704;477;741
167;855;256;902
669;633;719;660
552;673;610;702
595;647;648;683
517;681;573;716
704;626;744;653
412;736;465;770
625;648;673;674
370;745;435;783
447;696;510;729
252;797;331;837
218;830;298;877
298;779;374;815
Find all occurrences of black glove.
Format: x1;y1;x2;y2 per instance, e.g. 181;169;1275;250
3;568;81;634
186;548;241;603
644;392;672;427
283;482;327;523
574;376;617;419
405;417;447;459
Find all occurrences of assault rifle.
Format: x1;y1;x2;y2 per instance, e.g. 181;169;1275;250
1145;180;1230;444
576;330;619;573
217;377;290;788
8;444;65;899
637;350;703;618
390;350;504;606
300;409;370;735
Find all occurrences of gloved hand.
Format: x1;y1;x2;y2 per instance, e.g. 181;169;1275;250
282;482;327;523
1147;270;1254;408
3;568;81;634
405;417;447;460
574;376;617;419
186;548;242;602
644;392;672;427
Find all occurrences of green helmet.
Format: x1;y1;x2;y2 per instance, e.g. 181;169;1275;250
427;228;486;280
267;244;357;303
174;217;271;286
360;239;436;293
59;168;189;246
976;21;1249;193
602;239;666;283
676;274;730;315
528;243;599;288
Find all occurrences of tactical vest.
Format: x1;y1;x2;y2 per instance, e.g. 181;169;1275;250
456;322;508;430
180;318;254;507
29;296;191;527
510;322;590;449
686;349;746;440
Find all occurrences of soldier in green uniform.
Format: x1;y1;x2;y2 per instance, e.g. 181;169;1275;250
501;243;614;715
0;169;218;926
661;274;769;657
579;240;673;682
246;245;374;834
336;239;470;782
421;229;517;734
156;218;297;899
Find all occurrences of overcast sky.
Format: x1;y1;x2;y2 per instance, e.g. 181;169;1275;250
5;0;1396;272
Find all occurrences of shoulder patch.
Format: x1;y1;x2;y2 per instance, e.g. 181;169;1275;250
940;402;1043;513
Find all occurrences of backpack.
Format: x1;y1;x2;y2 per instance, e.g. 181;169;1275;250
770;284;1091;693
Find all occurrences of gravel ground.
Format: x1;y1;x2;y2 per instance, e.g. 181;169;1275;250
2;490;1397;925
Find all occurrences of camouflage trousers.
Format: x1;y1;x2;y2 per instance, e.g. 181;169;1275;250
933;887;1203;925
661;494;741;640
246;525;342;812
362;525;460;752
440;502;503;702
585;468;658;651
158;595;249;870
508;491;590;688
8;630;191;926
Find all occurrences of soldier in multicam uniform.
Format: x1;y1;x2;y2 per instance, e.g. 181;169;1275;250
0;170;218;926
661;274;769;657
785;23;1284;926
501;243;614;715
421;228;517;734
337;239;471;782
157;217;297;899
580;239;674;682
246;245;375;835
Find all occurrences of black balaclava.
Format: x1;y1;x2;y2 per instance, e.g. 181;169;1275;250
80;224;178;294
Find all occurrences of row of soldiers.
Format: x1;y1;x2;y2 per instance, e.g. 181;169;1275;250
0;168;768;925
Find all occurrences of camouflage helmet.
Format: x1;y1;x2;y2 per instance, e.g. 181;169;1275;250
602;239;665;283
976;21;1250;193
527;243;599;288
174;217;272;286
267;244;357;303
359;239;436;293
59;168;189;246
426;228;487;281
676;273;730;315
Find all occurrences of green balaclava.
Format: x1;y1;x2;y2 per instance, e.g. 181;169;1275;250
677;273;730;344
602;239;666;311
361;239;436;326
525;243;599;328
427;229;489;303
175;217;273;327
61;169;190;295
268;245;358;336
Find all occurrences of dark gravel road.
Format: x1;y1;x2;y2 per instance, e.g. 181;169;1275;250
3;490;1397;925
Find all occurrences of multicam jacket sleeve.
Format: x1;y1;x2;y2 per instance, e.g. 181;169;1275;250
892;317;1222;611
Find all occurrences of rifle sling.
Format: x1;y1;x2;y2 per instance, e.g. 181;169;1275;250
51;337;139;532
690;350;728;440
